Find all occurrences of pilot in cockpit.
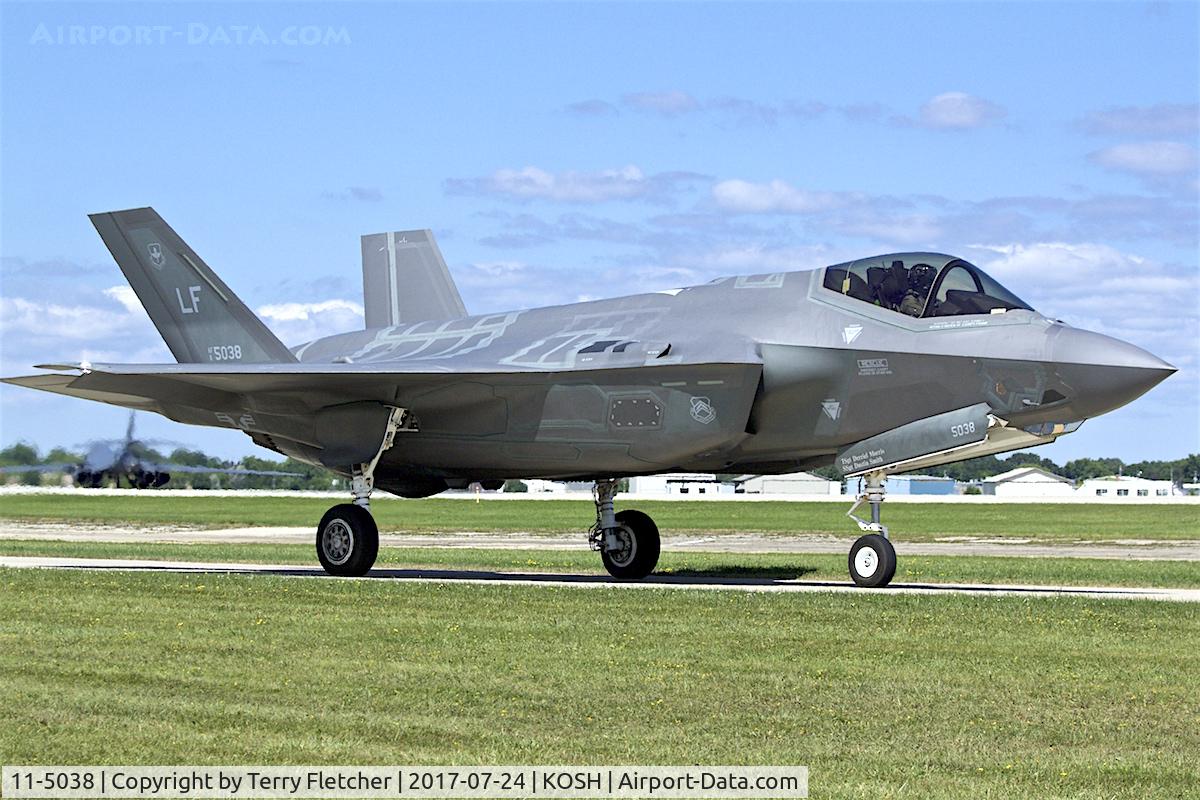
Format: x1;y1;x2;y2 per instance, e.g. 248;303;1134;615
898;263;936;316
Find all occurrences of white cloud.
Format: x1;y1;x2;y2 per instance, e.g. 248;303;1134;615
458;261;527;284
712;179;850;214
709;96;780;125
916;92;1006;130
683;243;838;273
710;179;942;246
969;242;1197;369
447;165;701;204
1081;104;1199;136
321;186;383;202
0;292;170;370
1088;141;1198;176
101;285;142;315
565;99;618;116
837;214;945;246
455;261;586;311
972;241;1142;286
1;295;148;341
255;299;363;345
622;90;699;116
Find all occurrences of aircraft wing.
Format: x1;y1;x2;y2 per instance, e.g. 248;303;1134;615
4;354;764;469
0;463;76;474
142;462;303;477
9;347;761;402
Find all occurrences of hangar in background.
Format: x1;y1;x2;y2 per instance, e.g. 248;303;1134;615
982;466;1075;497
876;475;957;495
628;473;734;496
735;472;842;496
1077;475;1179;498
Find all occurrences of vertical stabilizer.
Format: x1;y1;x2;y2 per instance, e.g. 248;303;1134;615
360;229;467;328
90;208;297;364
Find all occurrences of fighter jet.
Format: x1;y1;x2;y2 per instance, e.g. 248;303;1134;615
0;410;301;488
3;208;1175;586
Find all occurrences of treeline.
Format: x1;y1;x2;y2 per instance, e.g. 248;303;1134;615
5;441;1199;490
811;451;1200;484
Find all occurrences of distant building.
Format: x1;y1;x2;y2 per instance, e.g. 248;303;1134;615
982;466;1075;497
855;475;957;496
628;473;734;497
521;480;593;494
1076;475;1178;499
735;472;842;496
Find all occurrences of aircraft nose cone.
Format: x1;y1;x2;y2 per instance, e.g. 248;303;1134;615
1050;326;1176;418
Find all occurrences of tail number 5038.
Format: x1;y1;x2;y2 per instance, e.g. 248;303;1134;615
950;421;977;438
208;344;243;361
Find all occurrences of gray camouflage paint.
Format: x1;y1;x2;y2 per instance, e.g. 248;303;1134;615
4;209;1175;497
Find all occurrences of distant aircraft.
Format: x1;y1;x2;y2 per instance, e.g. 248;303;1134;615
0;411;300;488
3;209;1175;586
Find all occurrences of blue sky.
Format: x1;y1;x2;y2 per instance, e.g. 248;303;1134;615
1;1;1197;464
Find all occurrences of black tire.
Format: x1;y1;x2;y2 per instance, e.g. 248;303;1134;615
600;509;660;579
316;503;379;577
849;533;897;587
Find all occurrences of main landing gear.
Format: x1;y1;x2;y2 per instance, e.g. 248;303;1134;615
589;479;661;579
316;407;409;577
845;471;897;588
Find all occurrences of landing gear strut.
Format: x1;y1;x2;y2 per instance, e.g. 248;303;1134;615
588;479;660;579
845;471;897;588
316;407;410;577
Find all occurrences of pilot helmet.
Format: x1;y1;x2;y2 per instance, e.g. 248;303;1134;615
908;263;936;293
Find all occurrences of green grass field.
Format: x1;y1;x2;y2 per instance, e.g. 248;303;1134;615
3;539;1199;589
2;494;1197;542
1;568;1197;799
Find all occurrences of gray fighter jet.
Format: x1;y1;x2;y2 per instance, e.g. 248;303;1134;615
3;209;1175;586
0;410;300;488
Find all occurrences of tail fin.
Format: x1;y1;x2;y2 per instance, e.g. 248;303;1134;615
360;229;467;329
89;207;297;364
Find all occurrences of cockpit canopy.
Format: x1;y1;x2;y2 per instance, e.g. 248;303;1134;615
822;253;1032;319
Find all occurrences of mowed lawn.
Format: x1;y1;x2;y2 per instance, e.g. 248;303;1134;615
3;539;1200;589
0;569;1197;799
2;494;1198;541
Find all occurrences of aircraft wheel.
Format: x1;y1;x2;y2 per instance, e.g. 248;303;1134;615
316;503;379;577
600;509;660;579
849;534;896;588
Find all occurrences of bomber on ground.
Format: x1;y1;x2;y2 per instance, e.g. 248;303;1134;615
3;209;1176;585
0;411;300;488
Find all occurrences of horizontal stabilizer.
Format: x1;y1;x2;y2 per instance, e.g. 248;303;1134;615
361;229;467;328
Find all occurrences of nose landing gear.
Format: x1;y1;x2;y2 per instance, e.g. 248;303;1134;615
846;470;897;587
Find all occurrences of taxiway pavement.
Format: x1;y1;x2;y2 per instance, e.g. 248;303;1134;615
3;522;1198;560
2;555;1197;603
